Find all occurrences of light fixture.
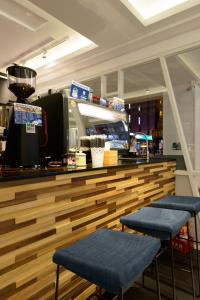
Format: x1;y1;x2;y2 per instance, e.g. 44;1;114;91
135;134;152;140
120;0;199;25
25;36;97;70
78;103;123;122
146;89;150;93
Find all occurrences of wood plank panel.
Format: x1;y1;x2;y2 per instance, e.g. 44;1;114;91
0;161;176;300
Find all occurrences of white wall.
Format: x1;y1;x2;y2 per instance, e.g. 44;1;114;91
0;78;15;103
163;82;194;166
194;83;200;170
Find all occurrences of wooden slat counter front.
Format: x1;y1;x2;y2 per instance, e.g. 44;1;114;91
0;160;176;300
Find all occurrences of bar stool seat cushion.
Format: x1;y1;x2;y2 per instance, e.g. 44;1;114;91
120;207;190;240
151;195;200;215
53;228;160;295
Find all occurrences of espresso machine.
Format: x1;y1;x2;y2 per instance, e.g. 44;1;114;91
4;65;41;167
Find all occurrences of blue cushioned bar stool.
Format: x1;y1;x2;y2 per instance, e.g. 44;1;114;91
151;195;200;296
53;228;161;300
120;207;195;300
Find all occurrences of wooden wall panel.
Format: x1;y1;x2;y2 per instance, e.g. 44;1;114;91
0;161;176;299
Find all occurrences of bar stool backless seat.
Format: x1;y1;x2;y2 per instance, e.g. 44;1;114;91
53;228;160;299
151;195;200;214
120;207;192;300
121;207;190;240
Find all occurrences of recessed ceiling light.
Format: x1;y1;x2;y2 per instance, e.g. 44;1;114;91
146;89;150;93
120;0;199;25
25;36;97;70
0;0;47;31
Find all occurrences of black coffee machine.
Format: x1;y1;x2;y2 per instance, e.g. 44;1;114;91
4;65;41;167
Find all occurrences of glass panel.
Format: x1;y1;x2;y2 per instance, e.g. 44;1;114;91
68;98;128;151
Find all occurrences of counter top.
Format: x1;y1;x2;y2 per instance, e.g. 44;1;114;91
0;157;175;182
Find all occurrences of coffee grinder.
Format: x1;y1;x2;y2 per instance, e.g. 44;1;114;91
4;65;41;167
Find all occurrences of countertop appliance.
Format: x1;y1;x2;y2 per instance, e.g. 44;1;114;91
4;65;41;167
33;92;128;163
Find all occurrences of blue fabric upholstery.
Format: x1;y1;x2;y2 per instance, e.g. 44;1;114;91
120;207;190;240
151;195;200;215
53;228;160;295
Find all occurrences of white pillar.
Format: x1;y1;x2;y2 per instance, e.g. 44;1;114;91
160;56;199;196
194;81;200;170
101;75;107;98
118;70;124;99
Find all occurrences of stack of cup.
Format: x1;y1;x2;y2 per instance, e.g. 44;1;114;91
80;136;91;163
80;136;91;150
90;135;106;167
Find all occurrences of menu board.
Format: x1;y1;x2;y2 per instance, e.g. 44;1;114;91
14;103;42;126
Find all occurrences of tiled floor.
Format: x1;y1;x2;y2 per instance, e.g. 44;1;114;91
92;250;200;300
124;250;200;300
102;276;199;299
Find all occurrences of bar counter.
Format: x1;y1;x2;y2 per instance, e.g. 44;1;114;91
0;157;175;182
0;159;176;300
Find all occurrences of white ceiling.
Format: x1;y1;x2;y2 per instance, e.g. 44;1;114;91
81;56;195;102
1;0;200;100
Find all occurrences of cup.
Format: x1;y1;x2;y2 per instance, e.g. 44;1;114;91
91;147;105;168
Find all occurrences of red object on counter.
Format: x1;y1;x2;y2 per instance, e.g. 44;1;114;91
172;224;194;256
92;95;100;104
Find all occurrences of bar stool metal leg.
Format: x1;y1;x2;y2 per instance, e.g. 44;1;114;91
155;255;161;300
187;223;196;300
142;272;145;287
118;289;123;300
194;214;200;296
55;265;60;300
170;235;176;300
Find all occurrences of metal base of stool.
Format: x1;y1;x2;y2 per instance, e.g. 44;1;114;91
55;265;60;300
141;255;161;300
118;290;123;300
54;264;124;300
170;235;176;300
187;223;196;300
194;214;200;296
122;224;161;300
168;232;195;300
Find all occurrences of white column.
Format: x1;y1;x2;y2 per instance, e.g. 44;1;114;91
160;56;199;196
118;70;124;99
194;81;200;170
101;75;107;98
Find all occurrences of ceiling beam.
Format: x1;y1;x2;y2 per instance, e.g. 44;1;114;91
177;54;200;81
36;27;200;94
124;87;167;102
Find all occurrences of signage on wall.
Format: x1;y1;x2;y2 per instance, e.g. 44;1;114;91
70;80;90;101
